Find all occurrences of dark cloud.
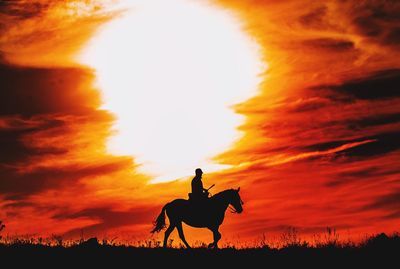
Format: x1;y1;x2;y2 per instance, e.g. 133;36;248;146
0;60;121;200
302;38;354;51
349;1;400;46
0;1;48;19
328;69;400;100
0;63;99;116
2;201;34;209
0;117;65;163
0;159;132;199
363;190;400;211
384;27;400;45
353;15;382;38
342;132;400;157
304;132;399;158
338;167;398;179
327;166;400;187
0;78;119;202
384;210;400;220
349;113;400;128
304;138;369;152
299;6;328;29
56;206;157;237
296;1;400;49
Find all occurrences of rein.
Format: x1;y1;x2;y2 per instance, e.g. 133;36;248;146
229;205;238;213
228;197;244;214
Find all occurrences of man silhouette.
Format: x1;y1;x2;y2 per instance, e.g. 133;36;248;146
190;168;209;201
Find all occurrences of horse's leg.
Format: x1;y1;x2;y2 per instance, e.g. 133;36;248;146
208;227;221;249
163;223;175;248
213;229;222;249
176;222;191;249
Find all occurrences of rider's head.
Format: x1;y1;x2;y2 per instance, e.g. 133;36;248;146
195;168;203;177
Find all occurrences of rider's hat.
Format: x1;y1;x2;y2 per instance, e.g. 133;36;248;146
195;168;203;175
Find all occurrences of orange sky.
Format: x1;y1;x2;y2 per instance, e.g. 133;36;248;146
0;0;399;245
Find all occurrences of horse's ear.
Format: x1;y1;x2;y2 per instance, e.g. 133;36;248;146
237;187;240;192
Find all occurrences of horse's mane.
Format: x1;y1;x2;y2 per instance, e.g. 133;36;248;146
210;189;236;200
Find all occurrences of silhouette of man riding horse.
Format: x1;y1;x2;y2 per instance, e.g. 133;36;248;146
151;168;244;249
189;168;214;202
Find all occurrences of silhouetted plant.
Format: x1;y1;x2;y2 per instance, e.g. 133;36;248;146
280;227;308;248
313;227;340;248
254;233;272;249
51;234;63;247
2;229;400;251
324;227;339;247
102;237;118;246
140;238;161;248
79;229;85;244
0;220;5;242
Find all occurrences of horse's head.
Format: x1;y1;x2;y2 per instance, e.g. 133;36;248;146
228;187;244;214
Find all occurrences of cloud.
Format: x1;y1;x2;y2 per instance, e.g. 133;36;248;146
340;132;400;157
346;1;400;47
0;0;399;242
0;0;49;18
327;163;400;188
0;63;100;116
0;159;133;199
0;52;143;237
0;116;65;164
363;190;400;211
54;206;158;237
298;6;329;29
295;0;400;50
0;60;131;200
0;0;114;65
211;0;400;240
350;113;400;128
328;69;400;100
301;38;354;51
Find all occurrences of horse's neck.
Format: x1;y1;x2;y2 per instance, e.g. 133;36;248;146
212;191;231;211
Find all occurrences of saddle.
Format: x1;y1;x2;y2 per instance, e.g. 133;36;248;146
188;191;209;202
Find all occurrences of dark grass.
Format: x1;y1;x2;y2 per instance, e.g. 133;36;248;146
0;233;399;267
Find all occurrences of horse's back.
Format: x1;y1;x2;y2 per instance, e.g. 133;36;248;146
169;198;187;205
166;198;188;212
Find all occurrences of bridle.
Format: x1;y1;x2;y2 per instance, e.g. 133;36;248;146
229;197;244;213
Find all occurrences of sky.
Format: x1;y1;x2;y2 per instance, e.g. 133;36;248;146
0;0;399;245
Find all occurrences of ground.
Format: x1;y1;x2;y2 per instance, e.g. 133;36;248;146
0;233;398;268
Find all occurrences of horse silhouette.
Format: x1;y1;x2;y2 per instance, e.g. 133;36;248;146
151;188;244;248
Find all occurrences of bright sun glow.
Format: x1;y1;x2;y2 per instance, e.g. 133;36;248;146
79;0;264;183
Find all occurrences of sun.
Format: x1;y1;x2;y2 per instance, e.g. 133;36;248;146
79;0;264;183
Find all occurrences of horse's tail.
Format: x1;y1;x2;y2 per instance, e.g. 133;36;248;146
150;203;168;233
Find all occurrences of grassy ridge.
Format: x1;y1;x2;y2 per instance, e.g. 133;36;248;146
0;233;398;267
